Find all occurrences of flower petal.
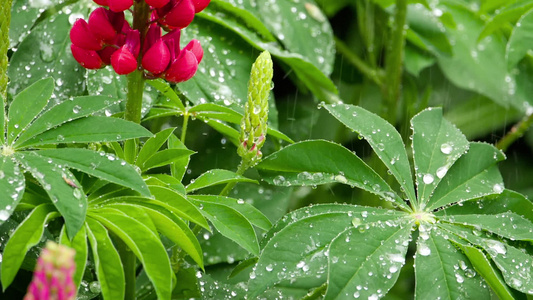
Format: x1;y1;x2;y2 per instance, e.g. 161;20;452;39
70;19;102;51
111;46;138;74
142;40;170;74
165;50;198;83
71;44;105;69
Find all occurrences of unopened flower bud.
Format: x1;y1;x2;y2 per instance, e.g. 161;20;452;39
142;40;170;75
107;0;133;12
184;39;203;63
71;45;105;69
88;8;124;43
111;45;137;74
70;19;103;51
192;0;211;13
164;50;198;83
157;0;195;29
146;0;170;8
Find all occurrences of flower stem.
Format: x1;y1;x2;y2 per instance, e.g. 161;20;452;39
382;0;408;126
1;0;13;99
219;161;248;196
496;111;533;152
181;112;189;143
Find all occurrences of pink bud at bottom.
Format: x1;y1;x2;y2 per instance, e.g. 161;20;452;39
71;45;104;69
111;46;138;75
164;50;198;83
184;39;203;63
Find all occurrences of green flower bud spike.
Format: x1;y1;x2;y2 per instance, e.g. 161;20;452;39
220;51;273;196
237;50;273;168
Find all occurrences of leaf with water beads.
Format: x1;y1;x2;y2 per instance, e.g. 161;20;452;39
411;107;469;207
147;79;185;111
185;169;257;193
427;142;505;210
15;95;121;148
14;152;86;238
414;227;490;300
1;204;59;290
7;78;53;144
135;127;177;169
59;225;87;291
256;140;410;211
37;148;150;197
325;219;413;300
324;103;416;203
247;204;408;298
0;156;24;225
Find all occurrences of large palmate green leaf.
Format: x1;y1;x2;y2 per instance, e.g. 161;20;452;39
506;8;533;69
89;211;173;300
14;152;86;238
7;13;85;99
247;204;408;298
37;148;150;197
0;156;24;224
325;103;416;203
135;127;177;168
256;140;409;211
1;204;59;289
86;218;126;300
7;78;53;144
478;1;533;41
411;108;469;207
414;227;490;299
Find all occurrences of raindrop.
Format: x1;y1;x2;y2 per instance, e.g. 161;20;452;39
0;210;10;221
440;143;453;154
493;183;504;193
418;244;431;256
423;174;434;184
89;281;101;294
436;166;448;179
334;174;348;184
72;105;81;114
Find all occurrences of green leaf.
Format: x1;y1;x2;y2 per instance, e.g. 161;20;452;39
478;1;533;41
168;134;190;181
427;142;505;210
136;127;177;168
141;149;195;172
1;204;59;289
37;148;150;197
149;186;210;230
411;108;469;207
8;0;59;47
414;227;490;299
59;225;87;290
89;212;173;300
7;78;53;143
406;4;452;55
201;118;240;146
189;103;243;124
325;103;416;203
0;94;5;145
266;127;294;144
325;220;412;299
506;8;533;69
185;169;257;193
442;212;533;242
190;195;272;231
99;204;159;236
197;200;259;256
256;140;409;211
0;156;25;224
145;174;186;194
7;13;86;99
247;204;408;298
86;218;125;300
404;45;436;76
18;116;153;148
15;152;86;238
15;96;119;147
454;241;517;300
109;202;204;269
147;79;185;111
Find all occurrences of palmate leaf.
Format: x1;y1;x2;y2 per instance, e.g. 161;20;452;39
59;225;88;291
506;8;533;70
247;204;408;298
135;127;177;168
0;156;24;224
185;169;257;193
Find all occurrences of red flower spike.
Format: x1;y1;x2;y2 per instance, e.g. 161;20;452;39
184;39;203;63
70;19;102;51
165;50;198;83
93;0;108;6
142;40;170;75
108;0;133;12
162;0;195;29
162;29;181;59
71;44;105;69
143;24;162;54
146;0;170;8
111;45;138;74
192;0;210;13
88;8;125;43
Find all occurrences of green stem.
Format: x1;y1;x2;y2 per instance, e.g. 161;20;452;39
496;112;533;152
1;0;13;99
382;0;408;126
219;161;248;196
115;237;137;300
334;36;384;87
181;112;189;142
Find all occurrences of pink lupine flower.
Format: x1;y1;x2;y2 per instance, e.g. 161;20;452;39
108;0;134;12
165;50;198;83
184;39;203;63
156;0;195;29
88;8;125;43
142;25;170;75
23;241;76;300
71;45;105;69
93;0;108;6
111;29;140;74
146;0;170;8
70;19;102;51
192;0;210;13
